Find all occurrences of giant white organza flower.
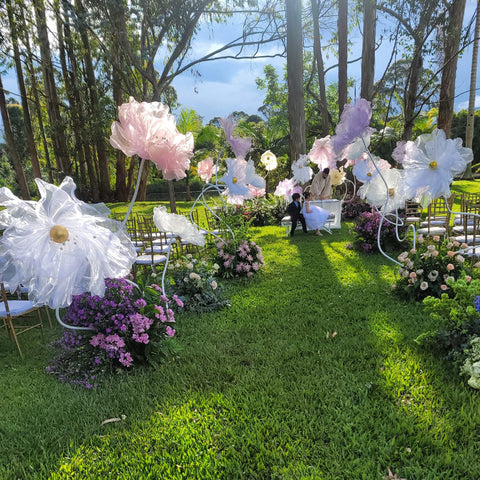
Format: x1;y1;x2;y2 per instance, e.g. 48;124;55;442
0;177;137;308
342;130;374;165
197;158;215;182
359;168;407;213
292;154;313;184
260;150;278;171
246;160;266;190
274;178;302;201
353;154;391;184
308;136;336;170
110;97;194;181
219;116;252;159
402;129;473;202
332;98;373;154
153;206;205;246
0;187;36;229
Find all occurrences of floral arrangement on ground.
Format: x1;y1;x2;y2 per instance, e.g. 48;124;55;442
167;254;229;311
214;238;264;278
347;208;405;254
393;235;479;301
47;277;181;388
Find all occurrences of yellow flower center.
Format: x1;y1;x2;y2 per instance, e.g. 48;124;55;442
429;161;438;170
388;188;395;197
50;225;69;243
367;172;372;177
232;177;238;184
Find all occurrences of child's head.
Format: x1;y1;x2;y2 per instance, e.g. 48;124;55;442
304;191;312;200
322;167;330;177
292;193;301;201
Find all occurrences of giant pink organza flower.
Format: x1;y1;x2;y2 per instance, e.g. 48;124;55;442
110;97;194;181
197;158;215;182
308;135;336;169
219;116;252;159
332;98;373;154
274;178;302;201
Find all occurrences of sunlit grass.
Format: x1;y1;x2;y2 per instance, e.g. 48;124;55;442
2;215;480;479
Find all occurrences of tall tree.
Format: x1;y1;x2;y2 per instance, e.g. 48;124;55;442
0;76;30;199
286;0;306;164
5;0;42;180
361;0;376;102
337;0;348;116
32;0;70;177
464;0;480;179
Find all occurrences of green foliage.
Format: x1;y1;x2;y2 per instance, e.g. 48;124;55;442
394;236;477;301
166;255;229;312
418;277;480;370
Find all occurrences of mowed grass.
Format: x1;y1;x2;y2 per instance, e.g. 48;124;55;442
2;208;480;478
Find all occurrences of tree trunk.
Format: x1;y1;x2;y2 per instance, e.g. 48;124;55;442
168;180;177;213
32;0;70;178
21;24;54;183
464;0;480;179
0;75;31;199
137;160;150;202
437;0;467;137
338;0;348;116
286;0;306;165
75;0;112;201
311;0;330;136
361;0;376;101
6;0;42;180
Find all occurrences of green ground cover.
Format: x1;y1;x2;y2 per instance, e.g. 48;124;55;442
2;210;480;479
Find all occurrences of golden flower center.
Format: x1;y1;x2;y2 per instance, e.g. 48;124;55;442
429;161;438;170
388;188;395;197
50;225;69;243
232;177;238;184
367;172;372;177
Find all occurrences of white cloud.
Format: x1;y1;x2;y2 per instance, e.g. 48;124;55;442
455;95;480;113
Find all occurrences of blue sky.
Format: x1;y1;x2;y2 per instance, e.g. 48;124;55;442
2;1;480;126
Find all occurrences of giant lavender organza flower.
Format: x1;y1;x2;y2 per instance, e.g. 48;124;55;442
219;116;252;159
292;154;313;184
353;154;391;185
342;129;374;165
110;97;194;181
274;178;302;201
308;136;336;170
359;168;407;213
0;177;136;308
402;129;473;202
332;98;373;154
260;150;278;171
153;206;205;246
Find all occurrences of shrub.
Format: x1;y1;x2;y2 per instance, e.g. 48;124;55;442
342;195;371;220
214;238;264;278
167;255;229;312
393;236;477;301
46;277;181;387
349;209;404;254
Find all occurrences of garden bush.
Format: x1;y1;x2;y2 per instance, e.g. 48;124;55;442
341;195;371;220
394;235;477;301
47;277;181;387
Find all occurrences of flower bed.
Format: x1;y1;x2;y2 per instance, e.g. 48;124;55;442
214;238;264;278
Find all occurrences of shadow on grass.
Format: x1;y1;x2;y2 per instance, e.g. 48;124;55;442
2;223;480;479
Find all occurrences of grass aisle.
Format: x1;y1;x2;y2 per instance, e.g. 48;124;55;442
1;224;480;479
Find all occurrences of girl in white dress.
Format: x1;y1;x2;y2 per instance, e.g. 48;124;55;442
302;191;330;236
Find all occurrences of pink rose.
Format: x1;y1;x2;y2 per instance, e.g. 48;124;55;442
441;284;448;291
446;264;455;271
409;272;417;279
432;235;441;242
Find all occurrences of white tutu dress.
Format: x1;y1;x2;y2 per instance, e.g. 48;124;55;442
302;201;330;230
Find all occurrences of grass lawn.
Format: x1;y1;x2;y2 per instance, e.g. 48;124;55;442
2;202;480;478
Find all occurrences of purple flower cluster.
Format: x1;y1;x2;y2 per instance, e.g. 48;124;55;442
47;277;178;387
215;239;264;278
350;210;403;253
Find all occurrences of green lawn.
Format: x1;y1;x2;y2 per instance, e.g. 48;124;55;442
1;213;480;478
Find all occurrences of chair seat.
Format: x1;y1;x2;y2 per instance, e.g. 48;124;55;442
0;300;37;318
417;226;447;236
135;254;167;265
452;225;477;234
405;216;421;223
453;235;480;245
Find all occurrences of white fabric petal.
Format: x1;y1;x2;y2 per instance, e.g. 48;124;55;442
153;206;205;246
0;178;136;308
360;169;407;213
292;154;313;184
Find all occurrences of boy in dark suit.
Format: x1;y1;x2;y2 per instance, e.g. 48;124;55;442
286;192;307;236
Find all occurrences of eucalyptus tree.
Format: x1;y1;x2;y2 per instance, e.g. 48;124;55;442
377;0;441;140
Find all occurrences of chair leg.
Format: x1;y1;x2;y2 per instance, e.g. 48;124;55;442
44;307;53;328
5;317;23;359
